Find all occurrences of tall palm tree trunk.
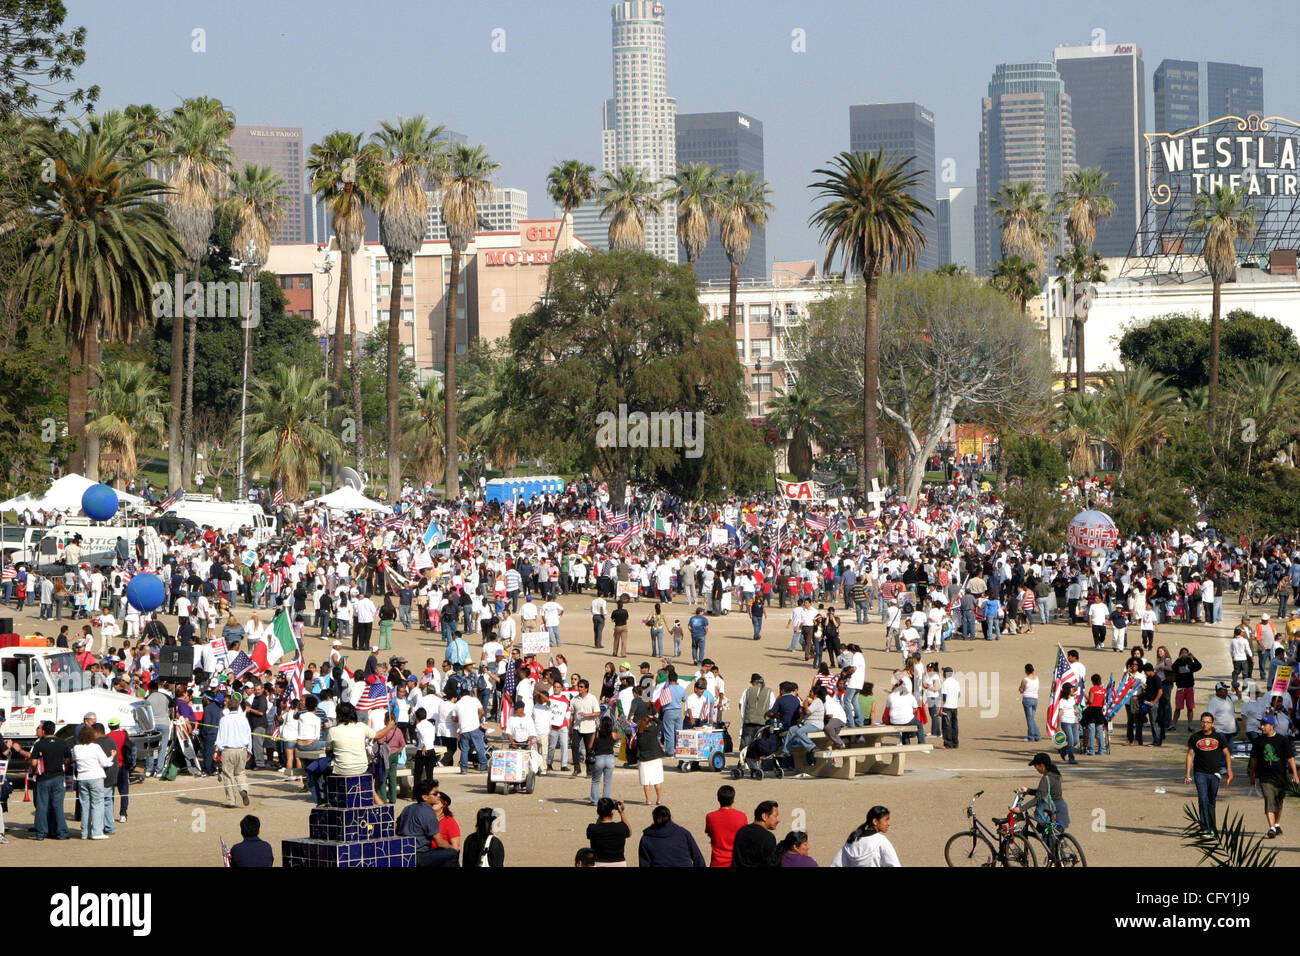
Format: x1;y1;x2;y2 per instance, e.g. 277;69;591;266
348;262;364;470
182;265;198;487
68;326;92;475
862;268;880;493
333;254;351;407
85;326;101;481
444;250;462;498
168;308;183;488
728;261;739;338
1075;319;1085;393
1209;280;1222;417
386;258;405;501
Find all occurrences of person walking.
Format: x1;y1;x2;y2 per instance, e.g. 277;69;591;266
940;666;961;749
1020;664;1041;742
1248;716;1299;839
647;603;666;657
610;599;630;657
1185;711;1233;836
216;696;252;808
589;716;618;804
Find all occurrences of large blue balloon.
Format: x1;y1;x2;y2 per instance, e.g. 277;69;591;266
81;483;119;522
125;573;166;613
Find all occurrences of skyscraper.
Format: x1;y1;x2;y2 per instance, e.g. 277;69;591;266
937;186;976;271
230;125;306;244
674;111;765;282
1154;59;1264;132
976;62;1077;274
425;188;527;241
1053;44;1146;258
602;0;677;263
849;103;938;271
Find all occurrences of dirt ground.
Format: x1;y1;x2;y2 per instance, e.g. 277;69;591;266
5;591;1293;868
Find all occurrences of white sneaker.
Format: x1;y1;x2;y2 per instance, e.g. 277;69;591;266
118;815;127;823
90;834;110;840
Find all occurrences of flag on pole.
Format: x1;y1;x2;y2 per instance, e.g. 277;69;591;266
805;513;828;532
221;838;231;867
159;487;184;510
228;650;258;681
279;657;304;700
273;486;285;506
357;678;391;712
265;609;298;665
424;521;444;547
1044;645;1080;736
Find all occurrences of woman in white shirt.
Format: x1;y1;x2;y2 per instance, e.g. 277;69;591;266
74;727;116;839
830;805;900;867
1020;664;1041;742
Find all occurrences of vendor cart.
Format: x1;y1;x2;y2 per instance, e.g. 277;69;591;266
675;726;727;773
487;747;536;794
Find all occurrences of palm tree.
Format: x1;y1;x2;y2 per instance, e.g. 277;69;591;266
767;376;834;478
545;159;597;291
598;165;664;252
307;131;384;470
935;263;970;278
717;170;773;338
1191;186;1257;414
991;181;1055;280
373;116;446;502
1054;167;1116;253
87;360;168;487
402;380;466;485
245;365;342;501
460;353;525;473
165;99;234;487
1095;366;1179;474
437;143;499;499
808;149;931;492
1054;247;1107;391
1055;390;1104;476
991;256;1040;313
20;119;181;475
1226;362;1300;471
664;162;719;274
223;163;285;496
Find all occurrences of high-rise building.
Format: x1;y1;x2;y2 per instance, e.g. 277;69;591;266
568;204;609;251
937;186;976;271
602;0;677;263
976;62;1077;274
849;103;938;271
1053;44;1146;258
425;188;527;241
1154;59;1264;132
230;125;306;244
674;110;765;282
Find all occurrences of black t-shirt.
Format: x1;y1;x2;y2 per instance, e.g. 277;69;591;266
1251;733;1295;785
586;820;631;863
731;823;777;867
592;732;616;756
1171;657;1201;689
31;736;70;781
1187;731;1231;774
611;607;629;627
1143;674;1164;703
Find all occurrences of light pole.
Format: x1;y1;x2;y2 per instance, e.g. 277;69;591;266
232;238;258;500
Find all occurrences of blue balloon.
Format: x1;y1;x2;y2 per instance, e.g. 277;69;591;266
125;573;166;613
81;483;119;521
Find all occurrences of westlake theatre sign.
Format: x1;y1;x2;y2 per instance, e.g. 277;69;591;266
1146;114;1300;202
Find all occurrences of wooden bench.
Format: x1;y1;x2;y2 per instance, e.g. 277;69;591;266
791;742;933;778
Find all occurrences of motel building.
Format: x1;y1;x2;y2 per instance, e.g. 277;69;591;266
265;217;591;383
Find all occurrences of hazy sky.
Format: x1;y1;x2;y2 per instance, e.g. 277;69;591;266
68;0;1300;266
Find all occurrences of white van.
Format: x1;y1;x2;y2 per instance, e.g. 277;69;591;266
165;495;276;543
37;517;165;571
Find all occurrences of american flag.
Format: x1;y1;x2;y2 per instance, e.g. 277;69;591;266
220;838;231;868
273;486;284;506
229;650;258;681
357;678;390;712
2;566;15;582
526;511;543;529
604;510;628;532
121;558;137;584
608;525;638;552
279;657;304;700
159;487;184;510
1044;645;1080;736
850;516;871;531
805;513;828;532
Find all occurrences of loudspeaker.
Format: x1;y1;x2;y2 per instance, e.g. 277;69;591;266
0;617;12;634
156;645;195;682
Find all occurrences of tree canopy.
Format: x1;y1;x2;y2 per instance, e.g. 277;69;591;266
1117;310;1300;392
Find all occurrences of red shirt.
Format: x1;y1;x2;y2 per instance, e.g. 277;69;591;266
437;814;461;848
108;728;128;766
704;807;748;867
1086;685;1106;708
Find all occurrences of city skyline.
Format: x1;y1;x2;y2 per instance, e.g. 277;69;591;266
65;0;1300;269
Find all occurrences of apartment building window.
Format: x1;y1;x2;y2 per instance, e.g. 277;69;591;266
723;304;743;323
378;285;390;298
297;276;311;290
735;340;745;359
401;309;414;324
751;373;772;394
749;303;771;321
751;339;771;361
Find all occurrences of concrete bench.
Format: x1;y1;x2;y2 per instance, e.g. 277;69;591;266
792;742;933;779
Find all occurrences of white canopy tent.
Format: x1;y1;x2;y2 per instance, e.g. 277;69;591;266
0;473;146;514
304;486;393;513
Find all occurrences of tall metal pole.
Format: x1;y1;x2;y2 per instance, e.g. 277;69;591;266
237;243;255;500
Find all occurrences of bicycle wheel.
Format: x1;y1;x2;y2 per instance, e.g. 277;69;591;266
1250;586;1265;606
1003;834;1038;867
944;831;995;867
1053;833;1087;867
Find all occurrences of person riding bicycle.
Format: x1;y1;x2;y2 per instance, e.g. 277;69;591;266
1017;752;1070;832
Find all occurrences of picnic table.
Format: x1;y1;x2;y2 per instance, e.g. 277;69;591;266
790;723;933;779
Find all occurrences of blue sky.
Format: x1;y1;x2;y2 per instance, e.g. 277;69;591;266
69;0;1300;265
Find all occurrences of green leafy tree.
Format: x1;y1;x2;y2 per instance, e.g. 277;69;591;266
1108;458;1196;535
245;365;341;501
1117;310;1300;392
767;376;835;479
0;0;98;118
990;256;1039;313
1094;366;1179;475
507;249;767;506
1003;435;1067;485
87;360;167;487
808;149;931;492
1002;479;1076;555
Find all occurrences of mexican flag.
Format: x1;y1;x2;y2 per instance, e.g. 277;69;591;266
252;609;299;671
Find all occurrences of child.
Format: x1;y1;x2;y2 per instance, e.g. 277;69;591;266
670;620;684;657
860;682;876;726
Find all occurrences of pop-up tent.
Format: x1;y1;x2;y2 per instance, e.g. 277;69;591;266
304;486;393;513
0;473;146;514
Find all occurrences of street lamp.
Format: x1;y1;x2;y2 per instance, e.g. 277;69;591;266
231;238;258;500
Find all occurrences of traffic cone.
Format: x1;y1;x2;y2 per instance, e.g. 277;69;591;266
23;774;31;802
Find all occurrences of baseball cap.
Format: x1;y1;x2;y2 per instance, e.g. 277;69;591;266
1263;613;1271;620
1215;681;1229;690
750;673;763;682
332;640;342;647
406;675;418;683
107;717;120;728
1261;715;1277;726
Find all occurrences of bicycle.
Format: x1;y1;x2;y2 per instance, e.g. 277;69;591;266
1021;814;1087;867
1248;579;1272;606
943;790;1037;867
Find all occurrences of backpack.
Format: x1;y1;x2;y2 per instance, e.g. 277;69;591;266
478;834;495;867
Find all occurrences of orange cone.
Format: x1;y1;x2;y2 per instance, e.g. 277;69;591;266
23;774;31;802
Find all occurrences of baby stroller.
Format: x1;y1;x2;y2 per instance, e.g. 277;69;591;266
730;720;786;780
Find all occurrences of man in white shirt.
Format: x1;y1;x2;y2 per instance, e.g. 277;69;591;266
546;686;572;771
519;595;539;632
1206;682;1238;746
412;706;439;788
884;599;903;653
540;598;564;647
940;667;962;749
497;609;517;649
570;680;600;776
845;646;867;726
215;697;252;808
1230;629;1252;689
353;592;376;652
1087;597;1109;650
452;689;487;773
591;594;608;648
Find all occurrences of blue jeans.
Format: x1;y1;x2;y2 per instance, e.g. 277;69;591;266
399;604;412;628
673;631;682;656
650;627;663;657
987;617;1001;641
843;689;862;727
547;728;569;768
962;610;976;640
896;717;925;745
547;624;562;647
751;617;763;640
101;783;116;834
1194;771;1220;832
590;753;615;803
1086;722;1105;755
691;636;705;665
77;778;106;838
458;728;487;772
34;776;68;839
1023;699;1040;740
855;600;869;625
305;755;331;804
1213;597;1222;623
788;630;801;652
784;720;820;756
661;709;683;756
1060;722;1079;761
146;741;166;776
